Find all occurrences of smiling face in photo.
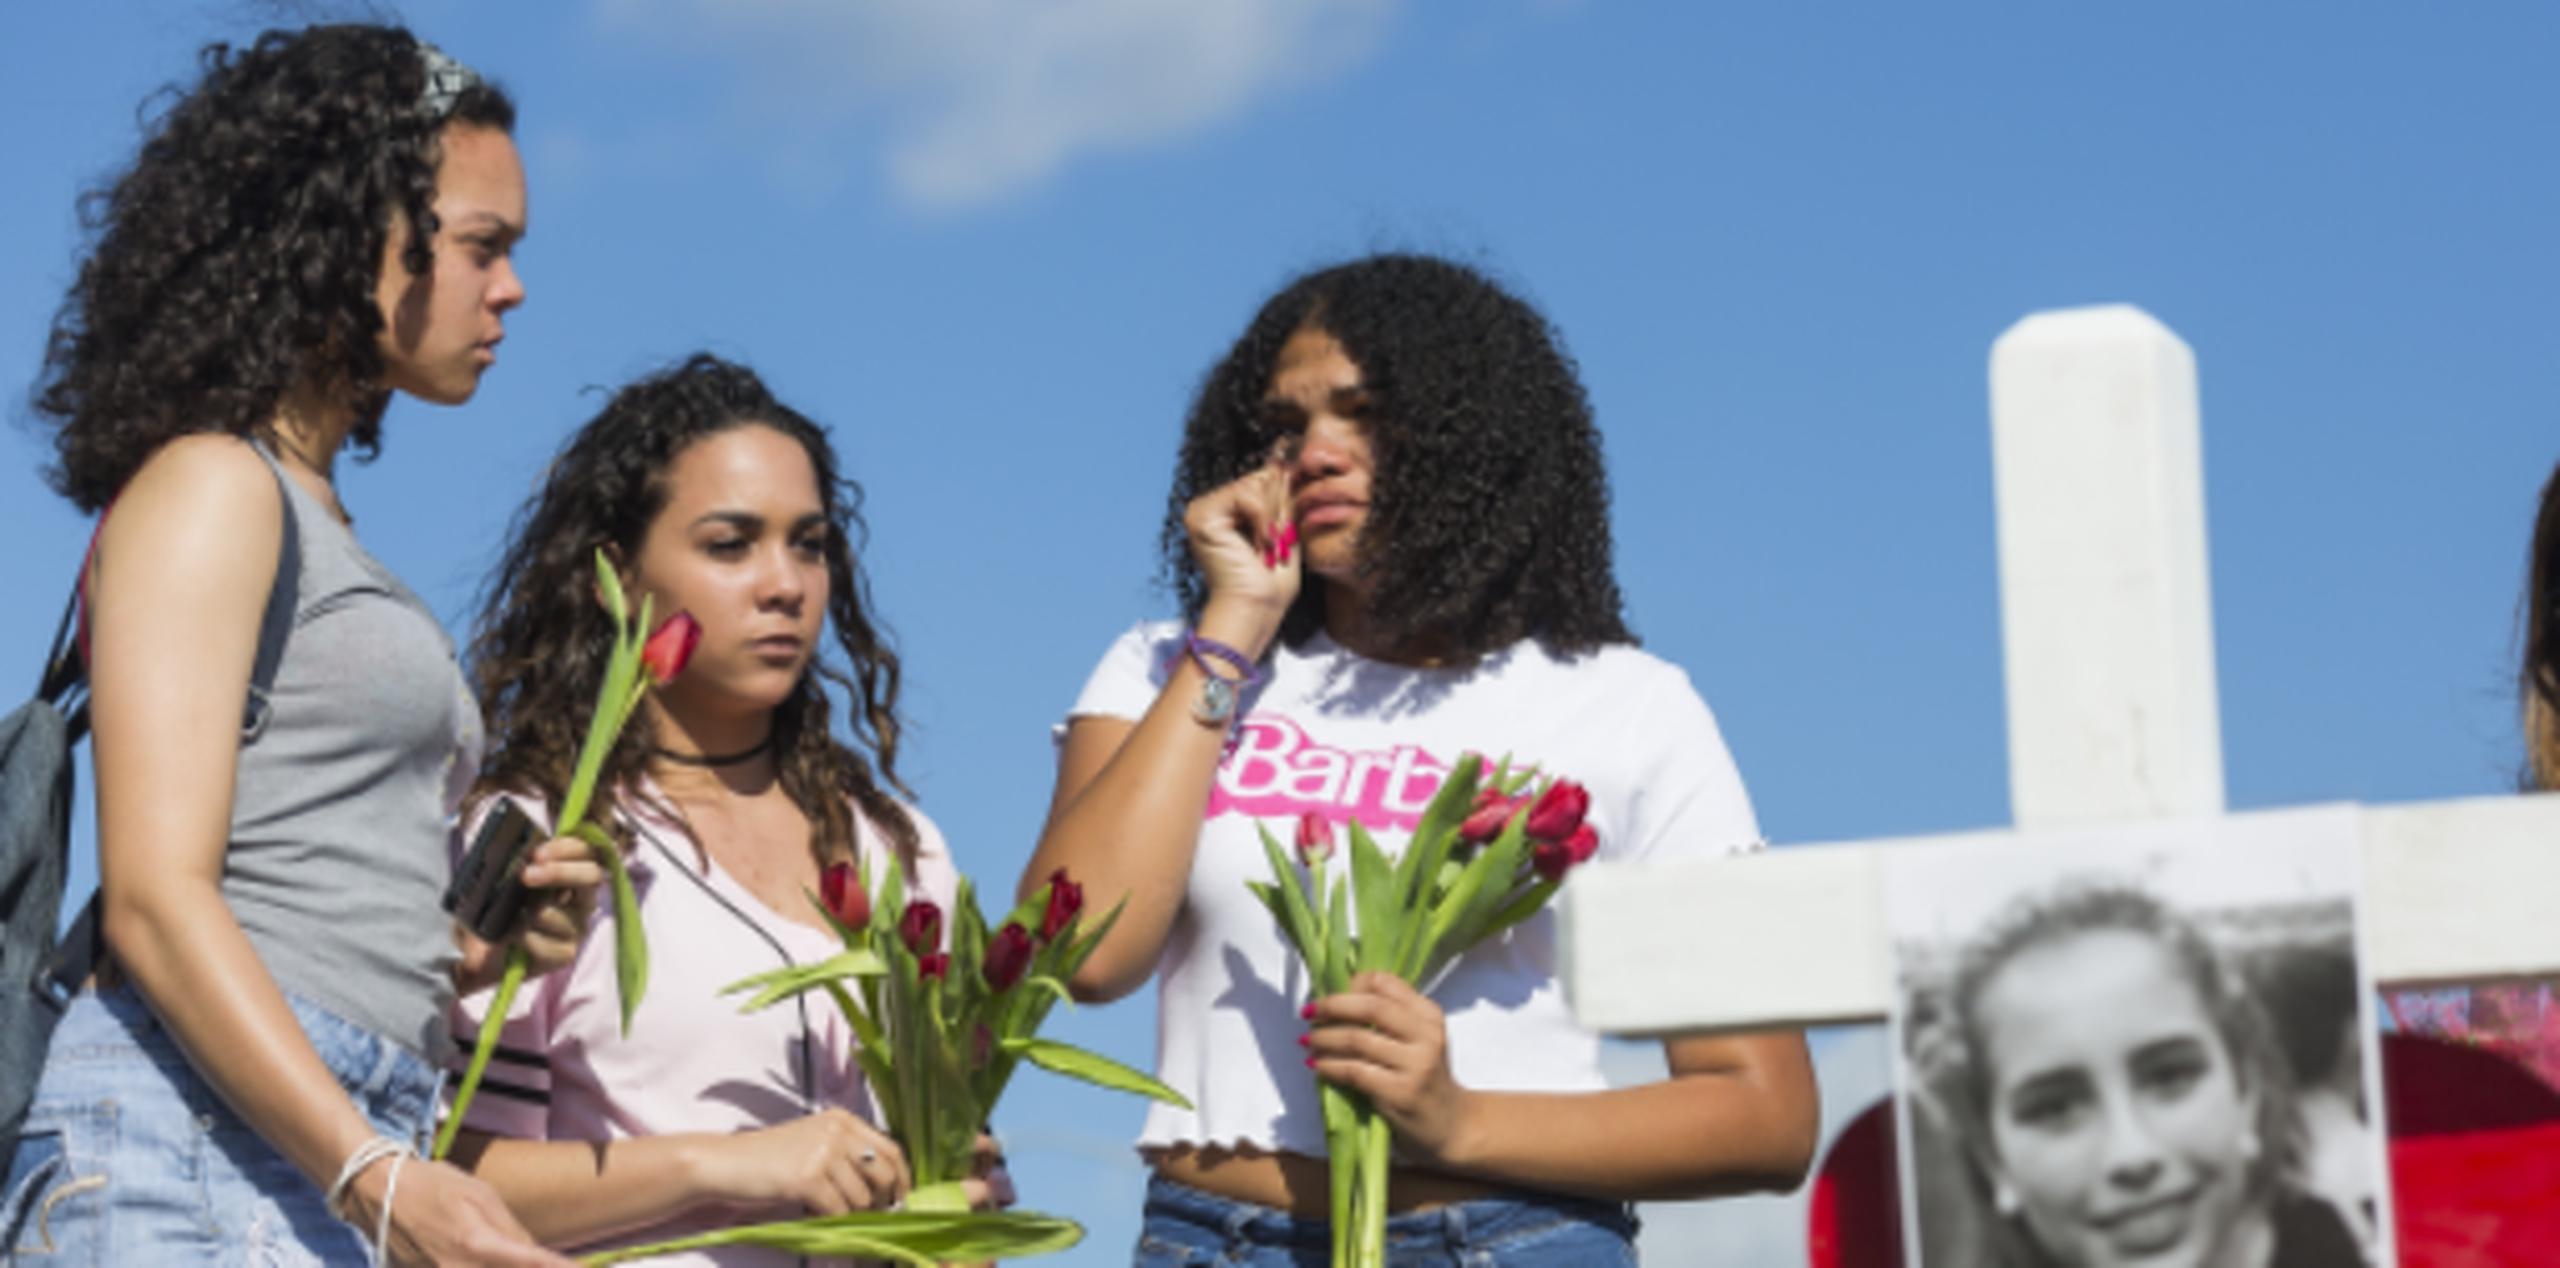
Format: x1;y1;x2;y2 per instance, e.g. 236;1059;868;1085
1974;928;2260;1268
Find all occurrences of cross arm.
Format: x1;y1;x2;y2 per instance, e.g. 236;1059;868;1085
1559;794;2560;1036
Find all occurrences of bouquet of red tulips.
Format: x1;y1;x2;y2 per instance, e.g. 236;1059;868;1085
582;864;1189;1265
1250;753;1600;1268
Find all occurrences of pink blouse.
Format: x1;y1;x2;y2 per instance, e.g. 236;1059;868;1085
447;784;959;1266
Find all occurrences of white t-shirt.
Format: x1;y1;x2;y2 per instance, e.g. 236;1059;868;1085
1065;622;1763;1159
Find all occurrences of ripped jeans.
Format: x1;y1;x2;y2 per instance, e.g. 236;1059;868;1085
1;985;438;1265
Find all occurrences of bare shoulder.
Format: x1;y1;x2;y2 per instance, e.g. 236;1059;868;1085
108;434;277;534
94;433;281;596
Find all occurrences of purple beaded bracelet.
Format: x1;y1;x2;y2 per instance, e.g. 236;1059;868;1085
1183;631;1265;686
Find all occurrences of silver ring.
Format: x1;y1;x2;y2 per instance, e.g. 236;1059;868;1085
859;1148;878;1165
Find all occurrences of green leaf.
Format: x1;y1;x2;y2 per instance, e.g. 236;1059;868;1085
1321;882;1354;995
903;1180;972;1214
1478;876;1562;944
599;835;649;1037
1417;814;1534;983
721;947;888;1012
575;1209;1085;1266
1394;751;1481;899
1255;825;1324;961
1058;894;1126;983
1347;822;1399;975
877;859;908;941
593;549;628;624
1015;972;1076;1011
1001;1036;1193;1108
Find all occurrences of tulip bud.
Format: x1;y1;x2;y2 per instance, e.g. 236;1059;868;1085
1457;787;1517;846
1564;821;1599;865
899;899;943;955
1294;812;1336;866
640;612;703;685
1039;868;1084;942
917;952;950;981
1532;822;1602;883
819;861;869;928
984;923;1035;991
1523;780;1590;843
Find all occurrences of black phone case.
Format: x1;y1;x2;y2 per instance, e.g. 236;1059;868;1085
443;797;543;942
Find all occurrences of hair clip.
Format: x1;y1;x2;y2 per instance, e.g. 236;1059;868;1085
417;43;481;120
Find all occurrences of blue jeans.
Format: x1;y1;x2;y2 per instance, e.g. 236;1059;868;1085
1135;1174;1641;1267
1;985;439;1265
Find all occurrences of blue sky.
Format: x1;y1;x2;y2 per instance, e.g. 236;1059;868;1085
5;3;2553;1263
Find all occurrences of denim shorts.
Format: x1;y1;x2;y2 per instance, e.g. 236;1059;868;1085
1;985;440;1265
1135;1174;1641;1267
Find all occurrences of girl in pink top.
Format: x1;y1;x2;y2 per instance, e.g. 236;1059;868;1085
446;355;991;1263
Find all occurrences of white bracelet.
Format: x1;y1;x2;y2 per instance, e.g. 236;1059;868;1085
372;1149;408;1268
325;1133;415;1265
324;1136;407;1217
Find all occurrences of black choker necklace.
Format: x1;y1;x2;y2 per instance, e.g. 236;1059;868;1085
653;735;774;767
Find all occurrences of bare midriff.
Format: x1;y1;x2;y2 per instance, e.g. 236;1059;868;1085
1146;1144;1509;1218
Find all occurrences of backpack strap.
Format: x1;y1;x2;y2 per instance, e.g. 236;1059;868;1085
37;459;303;1006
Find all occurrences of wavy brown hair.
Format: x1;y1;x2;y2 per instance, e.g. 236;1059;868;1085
2525;460;2560;792
33;24;514;512
469;354;917;868
1164;253;1633;664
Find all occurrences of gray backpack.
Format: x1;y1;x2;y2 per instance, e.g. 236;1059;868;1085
1;472;298;1161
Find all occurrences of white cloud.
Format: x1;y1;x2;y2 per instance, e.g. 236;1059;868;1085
596;0;1399;209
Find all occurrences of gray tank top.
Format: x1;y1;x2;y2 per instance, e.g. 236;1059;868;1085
224;450;480;1061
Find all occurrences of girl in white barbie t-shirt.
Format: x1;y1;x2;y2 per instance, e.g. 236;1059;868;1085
1026;253;1819;1266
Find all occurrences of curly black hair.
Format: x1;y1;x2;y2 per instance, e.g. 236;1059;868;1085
33;23;515;513
2525;459;2560;791
1163;253;1633;664
470;354;920;870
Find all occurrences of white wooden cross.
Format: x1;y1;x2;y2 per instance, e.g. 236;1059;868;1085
1561;302;2560;1038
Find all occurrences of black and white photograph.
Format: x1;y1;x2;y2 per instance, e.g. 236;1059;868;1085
1883;809;2388;1268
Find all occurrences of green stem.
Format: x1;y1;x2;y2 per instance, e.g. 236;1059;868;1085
435;946;529;1160
1359;1111;1391;1268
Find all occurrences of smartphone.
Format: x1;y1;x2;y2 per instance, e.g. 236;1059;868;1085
444;796;544;942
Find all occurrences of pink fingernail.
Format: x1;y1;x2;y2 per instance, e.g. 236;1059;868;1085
1299;1002;1316;1020
1296;1033;1311;1048
1303;1056;1317;1068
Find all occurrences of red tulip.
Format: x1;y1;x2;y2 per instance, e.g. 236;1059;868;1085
917;952;950;981
1294;811;1336;866
1532;822;1602;883
1458;787;1518;846
640;612;702;685
1039;869;1083;942
1522;780;1590;842
984;923;1035;991
1564;821;1600;865
819;861;868;928
899;899;943;955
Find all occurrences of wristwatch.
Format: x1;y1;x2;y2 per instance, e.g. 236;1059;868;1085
1191;673;1239;727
